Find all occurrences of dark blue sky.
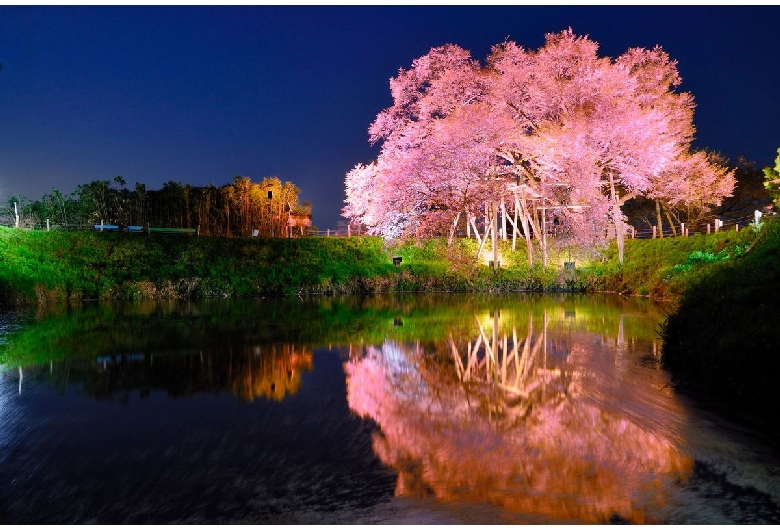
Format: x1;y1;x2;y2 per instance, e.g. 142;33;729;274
1;5;778;229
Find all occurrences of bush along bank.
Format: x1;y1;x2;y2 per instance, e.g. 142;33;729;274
660;217;780;432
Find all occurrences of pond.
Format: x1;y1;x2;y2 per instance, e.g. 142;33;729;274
1;294;778;524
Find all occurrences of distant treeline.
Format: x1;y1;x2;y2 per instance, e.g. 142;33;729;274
4;175;313;237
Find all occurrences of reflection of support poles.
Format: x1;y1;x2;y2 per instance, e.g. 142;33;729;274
459;312;545;396
543;310;547;401
492;309;499;382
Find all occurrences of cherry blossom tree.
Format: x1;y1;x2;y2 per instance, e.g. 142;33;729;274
346;45;500;242
344;30;734;265
488;31;724;263
646;150;735;234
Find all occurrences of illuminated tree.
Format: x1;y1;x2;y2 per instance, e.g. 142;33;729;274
646;150;735;235
347;45;497;241
344;30;734;265
490;32;715;263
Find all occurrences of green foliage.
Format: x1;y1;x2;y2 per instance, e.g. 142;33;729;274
671;244;748;273
661;217;780;429
763;147;780;208
582;228;756;299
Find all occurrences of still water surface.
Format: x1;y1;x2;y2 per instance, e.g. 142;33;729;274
0;294;778;524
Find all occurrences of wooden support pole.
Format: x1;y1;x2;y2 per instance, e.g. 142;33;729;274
492;202;499;270
501;199;508;241
512;198;518;251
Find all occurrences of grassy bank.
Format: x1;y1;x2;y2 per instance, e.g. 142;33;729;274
0;225;759;305
582;227;756;299
661;217;780;430
0;228;400;303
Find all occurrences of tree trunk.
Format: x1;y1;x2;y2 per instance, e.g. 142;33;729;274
501;199;508;241
655;199;664;238
469;216;483;248
474;214;492;264
447;211;461;245
665;207;678;237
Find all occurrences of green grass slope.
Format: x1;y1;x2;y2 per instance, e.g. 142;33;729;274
661;217;780;429
0;224;762;305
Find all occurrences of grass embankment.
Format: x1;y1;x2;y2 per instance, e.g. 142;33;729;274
0;225;759;305
661;217;780;430
0;229;402;303
583;227;757;299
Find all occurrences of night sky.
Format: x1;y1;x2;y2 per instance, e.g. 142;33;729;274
1;5;778;230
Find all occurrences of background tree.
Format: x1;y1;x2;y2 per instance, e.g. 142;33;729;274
130;182;146;227
763;147;780;209
74;180;112;224
2;195;35;228
6;173;310;238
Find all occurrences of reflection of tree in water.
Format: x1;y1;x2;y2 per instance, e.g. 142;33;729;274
346;310;692;523
228;344;313;401
22;343;312;403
